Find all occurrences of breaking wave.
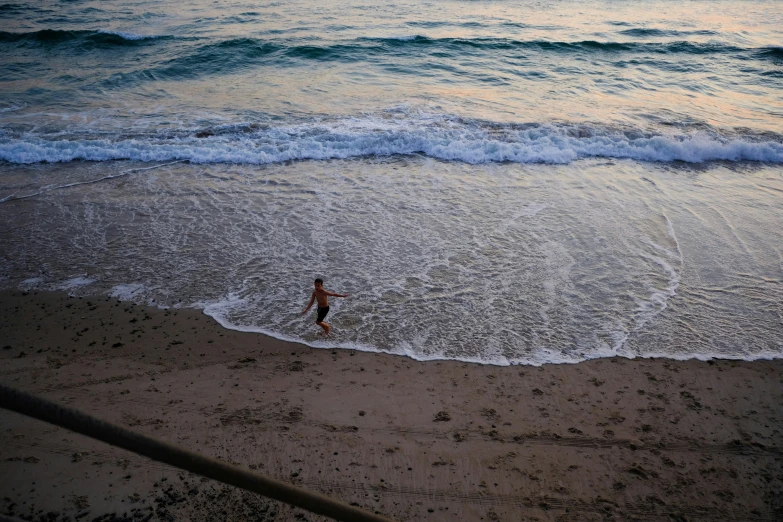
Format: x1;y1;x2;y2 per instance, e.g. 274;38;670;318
1;117;782;165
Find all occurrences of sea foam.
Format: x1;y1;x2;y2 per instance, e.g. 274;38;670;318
97;29;159;41
1;118;782;165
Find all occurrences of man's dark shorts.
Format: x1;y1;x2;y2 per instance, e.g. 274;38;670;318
316;306;330;323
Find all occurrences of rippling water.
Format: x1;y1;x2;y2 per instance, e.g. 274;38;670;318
1;0;781;364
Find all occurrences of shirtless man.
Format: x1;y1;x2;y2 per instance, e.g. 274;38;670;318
301;278;349;335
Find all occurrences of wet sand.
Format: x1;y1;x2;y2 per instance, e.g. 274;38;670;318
1;289;781;521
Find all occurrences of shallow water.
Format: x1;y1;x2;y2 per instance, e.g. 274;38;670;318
1;158;780;364
1;0;781;364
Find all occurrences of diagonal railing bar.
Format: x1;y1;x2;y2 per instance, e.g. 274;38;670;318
0;515;29;522
0;515;25;522
0;383;396;522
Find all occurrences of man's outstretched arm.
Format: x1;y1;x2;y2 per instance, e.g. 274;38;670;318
325;291;349;298
301;293;316;315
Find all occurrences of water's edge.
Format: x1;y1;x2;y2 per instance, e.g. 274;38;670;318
10;286;782;367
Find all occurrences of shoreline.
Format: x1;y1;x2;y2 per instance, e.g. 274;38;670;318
204;312;783;369
15;281;783;367
1;289;782;521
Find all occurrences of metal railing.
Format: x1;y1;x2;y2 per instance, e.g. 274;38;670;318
0;383;395;522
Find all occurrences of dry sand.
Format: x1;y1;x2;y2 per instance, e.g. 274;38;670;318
0;289;781;521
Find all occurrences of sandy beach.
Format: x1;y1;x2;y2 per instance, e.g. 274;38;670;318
3;0;783;520
0;289;781;521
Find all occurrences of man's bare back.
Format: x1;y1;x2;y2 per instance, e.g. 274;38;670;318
301;278;349;335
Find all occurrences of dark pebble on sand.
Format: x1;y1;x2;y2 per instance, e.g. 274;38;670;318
434;411;451;422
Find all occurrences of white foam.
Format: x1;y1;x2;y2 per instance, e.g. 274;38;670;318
97;29;159;41
0;160;184;203
663;212;684;264
109;283;146;300
386;35;419;41
200;292;571;367
1;118;781;165
202;296;519;364
202;300;780;366
20;276;44;287
0;104;23;114
56;276;96;292
627;215;684;335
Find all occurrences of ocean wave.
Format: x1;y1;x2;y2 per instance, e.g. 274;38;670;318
759;46;783;59
0;28;170;47
96;29;161;41
99;39;281;86
0;3;32;13
70;35;779;87
384;35;420;41
2;31;771;60
1;118;781;165
356;36;748;55
618;28;718;37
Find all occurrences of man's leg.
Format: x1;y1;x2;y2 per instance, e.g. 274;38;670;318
316;320;331;335
316;306;331;335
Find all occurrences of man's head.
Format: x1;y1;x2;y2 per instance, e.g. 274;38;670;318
314;278;324;288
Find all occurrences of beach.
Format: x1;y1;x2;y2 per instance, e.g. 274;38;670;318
1;0;782;368
2;0;783;519
1;289;781;521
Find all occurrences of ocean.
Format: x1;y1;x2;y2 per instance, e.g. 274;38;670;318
1;0;781;365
